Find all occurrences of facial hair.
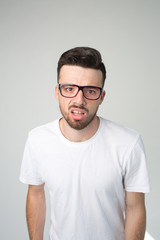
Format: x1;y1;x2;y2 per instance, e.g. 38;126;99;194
59;104;98;130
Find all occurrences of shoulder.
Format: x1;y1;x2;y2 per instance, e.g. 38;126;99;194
27;119;59;144
100;117;140;138
100;117;141;150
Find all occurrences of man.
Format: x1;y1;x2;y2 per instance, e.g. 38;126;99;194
20;47;150;240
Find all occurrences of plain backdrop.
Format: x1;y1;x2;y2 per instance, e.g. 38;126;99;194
0;0;160;239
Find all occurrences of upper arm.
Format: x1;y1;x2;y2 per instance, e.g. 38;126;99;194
27;184;45;196
125;192;146;239
125;191;146;211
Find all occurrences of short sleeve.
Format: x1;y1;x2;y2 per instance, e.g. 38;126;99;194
19;136;44;185
124;136;150;193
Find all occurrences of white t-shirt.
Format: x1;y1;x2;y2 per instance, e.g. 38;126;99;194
19;117;150;240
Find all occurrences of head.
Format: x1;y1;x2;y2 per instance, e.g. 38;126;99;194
55;47;106;130
57;47;106;88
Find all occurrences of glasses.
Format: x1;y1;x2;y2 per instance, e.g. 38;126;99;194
58;84;103;100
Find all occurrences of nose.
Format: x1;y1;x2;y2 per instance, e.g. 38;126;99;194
73;89;86;105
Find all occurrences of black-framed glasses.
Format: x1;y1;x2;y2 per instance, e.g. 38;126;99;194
58;84;103;100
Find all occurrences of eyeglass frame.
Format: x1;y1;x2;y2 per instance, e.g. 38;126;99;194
58;84;103;100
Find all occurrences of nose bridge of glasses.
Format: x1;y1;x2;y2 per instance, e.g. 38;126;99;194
75;86;85;98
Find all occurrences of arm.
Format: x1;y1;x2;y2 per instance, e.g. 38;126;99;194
26;184;46;240
125;191;146;240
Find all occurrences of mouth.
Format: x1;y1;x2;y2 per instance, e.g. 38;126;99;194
70;108;87;120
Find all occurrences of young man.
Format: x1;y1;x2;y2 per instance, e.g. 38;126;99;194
20;47;150;240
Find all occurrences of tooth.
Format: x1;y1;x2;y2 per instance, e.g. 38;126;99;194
73;110;83;114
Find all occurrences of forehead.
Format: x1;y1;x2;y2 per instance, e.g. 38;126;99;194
59;65;103;87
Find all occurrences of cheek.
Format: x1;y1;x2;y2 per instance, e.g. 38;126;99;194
59;98;70;110
88;102;100;112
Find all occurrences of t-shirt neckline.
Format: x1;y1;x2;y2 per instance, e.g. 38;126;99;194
56;116;103;146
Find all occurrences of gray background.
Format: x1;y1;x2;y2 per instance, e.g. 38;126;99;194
0;0;159;239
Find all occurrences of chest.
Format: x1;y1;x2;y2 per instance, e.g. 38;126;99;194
38;143;123;195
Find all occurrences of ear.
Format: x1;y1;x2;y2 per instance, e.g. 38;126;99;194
55;85;59;100
99;90;106;105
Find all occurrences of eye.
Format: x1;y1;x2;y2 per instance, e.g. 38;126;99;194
87;89;97;95
63;86;74;92
66;87;73;92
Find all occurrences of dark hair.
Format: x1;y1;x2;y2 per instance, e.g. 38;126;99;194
57;47;106;87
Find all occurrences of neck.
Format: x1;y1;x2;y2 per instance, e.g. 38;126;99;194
59;116;100;142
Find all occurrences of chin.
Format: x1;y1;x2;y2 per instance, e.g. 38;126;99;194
66;115;96;130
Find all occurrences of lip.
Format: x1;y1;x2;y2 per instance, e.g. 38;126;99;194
70;107;87;120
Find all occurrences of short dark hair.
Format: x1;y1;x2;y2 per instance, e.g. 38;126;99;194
57;47;106;87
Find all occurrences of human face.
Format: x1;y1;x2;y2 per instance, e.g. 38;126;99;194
55;65;105;130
